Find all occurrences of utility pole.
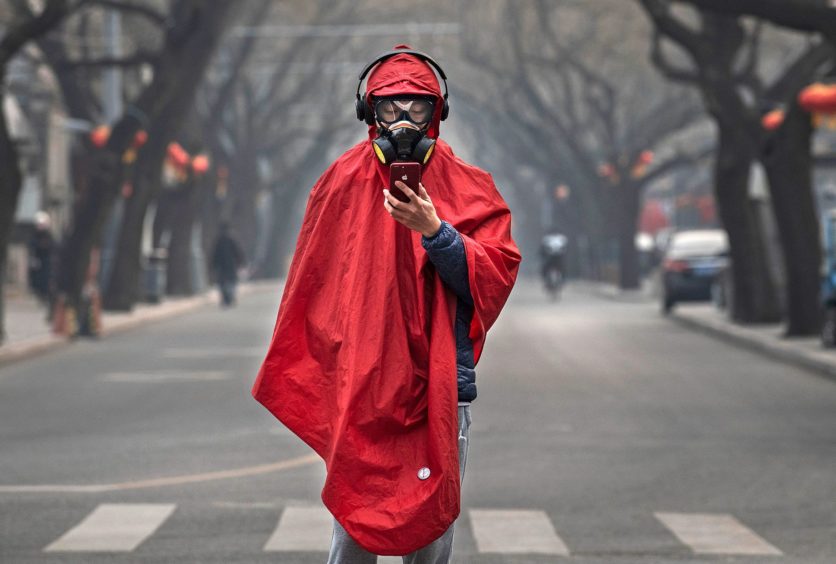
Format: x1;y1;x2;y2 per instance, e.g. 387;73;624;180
102;11;123;122
99;9;123;296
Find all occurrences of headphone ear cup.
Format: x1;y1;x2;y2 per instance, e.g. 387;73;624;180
363;95;377;125
356;96;366;122
440;99;449;121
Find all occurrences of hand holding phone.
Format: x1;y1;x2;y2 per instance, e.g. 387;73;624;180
389;162;422;203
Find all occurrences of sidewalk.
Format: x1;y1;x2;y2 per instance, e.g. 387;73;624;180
577;279;836;383
0;280;281;368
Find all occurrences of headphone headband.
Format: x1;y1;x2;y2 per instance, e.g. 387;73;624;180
355;48;449;124
357;48;448;84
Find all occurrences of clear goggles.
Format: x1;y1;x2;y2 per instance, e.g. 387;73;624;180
373;96;435;127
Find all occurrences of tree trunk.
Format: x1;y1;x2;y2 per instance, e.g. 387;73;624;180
103;140;168;311
615;183;642;289
56;147;129;312
258;186;297;279
95;2;234;312
166;179;201;296
228;160;259;263
761;103;821;336
200;177;224;276
714;126;782;323
0;0;78;341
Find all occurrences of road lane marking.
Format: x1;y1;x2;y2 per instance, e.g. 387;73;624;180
43;503;176;552
162;347;264;359
264;506;333;551
261;506;407;560
102;370;229;382
0;453;321;493
469;509;570;555
211;501;279;509
654;512;783;555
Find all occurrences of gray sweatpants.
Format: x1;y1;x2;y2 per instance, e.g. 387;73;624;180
326;404;472;564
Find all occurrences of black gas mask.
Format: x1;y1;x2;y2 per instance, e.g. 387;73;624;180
370;96;437;165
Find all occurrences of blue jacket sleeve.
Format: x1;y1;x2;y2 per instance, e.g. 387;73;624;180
421;220;473;306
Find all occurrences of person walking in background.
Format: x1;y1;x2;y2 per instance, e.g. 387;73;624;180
251;45;521;563
539;231;567;300
211;221;245;307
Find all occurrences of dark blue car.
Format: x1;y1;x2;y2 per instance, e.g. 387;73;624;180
660;229;729;313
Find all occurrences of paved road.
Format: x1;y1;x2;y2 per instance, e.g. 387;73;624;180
0;279;834;563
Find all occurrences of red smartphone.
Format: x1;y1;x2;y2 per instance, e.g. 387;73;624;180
389;162;422;203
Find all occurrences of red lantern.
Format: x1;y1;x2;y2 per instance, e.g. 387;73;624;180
762;109;785;131
631;163;648;179
798;83;836;114
191;154;210;176
696;194;716;223
132;130;148;149
639;199;669;235
638;150;654;165
598;163;615;178
90;125;110;148
167;142;190;169
554;184;570;201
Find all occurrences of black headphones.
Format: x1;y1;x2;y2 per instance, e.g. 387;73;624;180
355;48;450;126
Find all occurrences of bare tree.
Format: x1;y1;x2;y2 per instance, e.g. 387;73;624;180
674;0;836;39
51;0;235;325
102;0;272;308
0;0;81;343
459;0;705;288
640;0;830;332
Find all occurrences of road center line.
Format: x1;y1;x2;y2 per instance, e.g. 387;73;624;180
0;453;321;493
102;370;229;382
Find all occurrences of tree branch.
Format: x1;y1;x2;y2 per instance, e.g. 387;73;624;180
640;145;712;187
673;0;836;36
649;31;700;82
765;40;835;102
639;0;704;55
56;50;158;68
0;0;82;66
85;0;167;27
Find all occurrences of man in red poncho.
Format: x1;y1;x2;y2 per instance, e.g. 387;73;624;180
251;45;521;562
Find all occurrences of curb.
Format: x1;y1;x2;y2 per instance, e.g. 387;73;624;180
669;310;836;383
0;280;280;369
0;334;71;370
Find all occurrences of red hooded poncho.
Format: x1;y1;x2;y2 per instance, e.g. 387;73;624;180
251;45;521;555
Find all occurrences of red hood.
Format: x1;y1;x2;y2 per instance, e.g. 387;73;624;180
365;44;443;140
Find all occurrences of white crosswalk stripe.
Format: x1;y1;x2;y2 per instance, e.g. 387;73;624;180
655;512;783;555
43;503;176;552
261;506;425;561
263;505;333;551
36;503;790;558
468;508;570;555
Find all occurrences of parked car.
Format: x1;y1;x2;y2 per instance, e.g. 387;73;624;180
660;229;729;313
